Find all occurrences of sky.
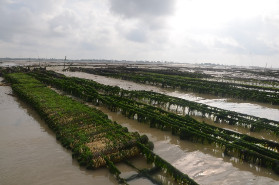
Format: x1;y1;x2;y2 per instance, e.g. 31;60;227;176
0;0;279;67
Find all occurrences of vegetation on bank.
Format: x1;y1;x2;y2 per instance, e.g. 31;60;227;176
69;67;279;105
29;70;279;175
4;72;198;185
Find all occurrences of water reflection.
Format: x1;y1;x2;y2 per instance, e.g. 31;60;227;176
0;82;117;185
96;106;279;185
2;74;279;185
60;71;279;122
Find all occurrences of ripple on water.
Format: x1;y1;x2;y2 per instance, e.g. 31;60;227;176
3;73;278;185
105;107;279;185
60;72;279;122
0;84;117;185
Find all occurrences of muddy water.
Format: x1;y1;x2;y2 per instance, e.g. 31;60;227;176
0;77;174;185
192;116;279;142
96;106;279;185
0;78;117;185
52;88;178;185
60;71;279;122
59;71;279;142
51;84;279;184
1;75;279;185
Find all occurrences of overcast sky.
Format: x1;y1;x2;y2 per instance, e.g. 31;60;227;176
1;0;279;67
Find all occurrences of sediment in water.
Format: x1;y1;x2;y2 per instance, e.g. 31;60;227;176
29;69;279;175
4;72;198;185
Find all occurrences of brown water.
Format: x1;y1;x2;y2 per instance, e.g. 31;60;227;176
0;78;177;185
55;71;279;183
60;87;279;184
192;116;279;142
0;78;117;185
60;71;279;122
138;101;279;142
58;71;279;142
1;72;279;185
96;106;279;185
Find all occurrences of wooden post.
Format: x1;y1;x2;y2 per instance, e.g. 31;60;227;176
64;56;66;69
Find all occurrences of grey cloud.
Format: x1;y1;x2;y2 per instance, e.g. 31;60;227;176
213;39;241;53
109;0;175;18
80;41;98;51
0;0;65;42
0;3;35;41
109;0;176;44
0;0;85;45
48;9;80;36
0;0;83;58
1;0;279;68
126;28;147;42
109;0;176;35
12;0;64;13
219;17;279;55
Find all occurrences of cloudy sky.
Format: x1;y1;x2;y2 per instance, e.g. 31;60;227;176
1;0;279;67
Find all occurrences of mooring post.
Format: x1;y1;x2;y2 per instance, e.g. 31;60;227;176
64;56;66;69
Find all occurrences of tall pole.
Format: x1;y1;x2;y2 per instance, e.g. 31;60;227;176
64;56;66;69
